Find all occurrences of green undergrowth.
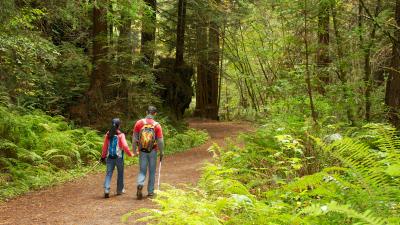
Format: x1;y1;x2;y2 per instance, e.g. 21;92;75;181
133;118;400;225
0;106;209;201
164;129;209;155
0;106;103;200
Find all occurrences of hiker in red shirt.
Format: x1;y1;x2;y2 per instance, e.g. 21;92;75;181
132;106;164;199
101;118;133;198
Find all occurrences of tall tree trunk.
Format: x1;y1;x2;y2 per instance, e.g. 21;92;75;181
175;0;187;68
206;12;220;120
385;0;400;128
316;1;331;94
194;18;208;117
217;20;226;111
86;1;109;124
304;0;318;123
141;0;156;67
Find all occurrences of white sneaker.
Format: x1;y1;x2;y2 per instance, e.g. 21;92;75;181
117;188;126;195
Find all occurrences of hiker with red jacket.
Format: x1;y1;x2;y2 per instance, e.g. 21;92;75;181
101;118;133;198
132;106;164;199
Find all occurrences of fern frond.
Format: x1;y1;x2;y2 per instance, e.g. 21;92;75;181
301;201;387;225
325;138;399;188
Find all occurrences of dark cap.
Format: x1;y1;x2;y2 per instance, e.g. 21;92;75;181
147;106;158;114
112;118;121;127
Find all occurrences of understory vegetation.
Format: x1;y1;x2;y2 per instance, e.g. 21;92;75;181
0;105;208;201
135;113;400;224
0;106;103;200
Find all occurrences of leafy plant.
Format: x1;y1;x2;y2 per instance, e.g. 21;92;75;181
134;121;400;225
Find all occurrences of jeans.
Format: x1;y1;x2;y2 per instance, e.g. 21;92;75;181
137;150;157;194
104;156;124;194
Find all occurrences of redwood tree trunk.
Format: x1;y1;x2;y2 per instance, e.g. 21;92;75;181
194;19;208;117
86;2;109;123
385;0;400;128
206;17;220;120
175;0;187;68
141;0;156;67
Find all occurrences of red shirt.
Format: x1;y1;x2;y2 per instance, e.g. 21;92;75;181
133;118;163;139
133;118;163;151
101;131;133;158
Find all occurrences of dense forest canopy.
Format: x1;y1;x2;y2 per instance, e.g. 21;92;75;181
1;0;399;128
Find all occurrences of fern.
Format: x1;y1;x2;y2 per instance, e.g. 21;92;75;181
0;86;10;107
301;201;387;225
134;122;400;225
321;124;400;189
0;106;103;200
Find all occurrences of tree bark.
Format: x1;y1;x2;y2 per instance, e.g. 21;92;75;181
316;1;331;94
175;0;187;68
194;8;220;120
206;14;220;120
86;1;109;123
385;0;400;128
194;18;208;117
217;20;226;111
141;0;156;67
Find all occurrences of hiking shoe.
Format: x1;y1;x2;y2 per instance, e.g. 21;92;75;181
117;188;126;195
147;193;155;198
136;185;143;200
104;193;109;198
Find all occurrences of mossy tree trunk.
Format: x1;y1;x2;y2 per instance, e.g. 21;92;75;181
385;0;400;128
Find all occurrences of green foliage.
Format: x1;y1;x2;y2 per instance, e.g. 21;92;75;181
301;201;388;225
136;119;400;225
164;129;209;155
0;32;90;114
0;106;103;200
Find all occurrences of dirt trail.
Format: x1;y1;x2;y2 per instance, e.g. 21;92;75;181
0;120;251;225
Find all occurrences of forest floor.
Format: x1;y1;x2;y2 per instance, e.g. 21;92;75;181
0;120;251;225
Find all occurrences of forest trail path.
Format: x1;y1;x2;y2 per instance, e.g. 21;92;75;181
0;120;251;225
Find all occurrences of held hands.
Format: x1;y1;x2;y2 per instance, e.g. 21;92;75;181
159;152;164;162
132;146;139;156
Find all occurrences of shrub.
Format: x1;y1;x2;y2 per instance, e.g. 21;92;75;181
136;121;400;225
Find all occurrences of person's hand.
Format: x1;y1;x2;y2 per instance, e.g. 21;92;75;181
159;152;164;162
100;157;106;164
132;146;137;156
